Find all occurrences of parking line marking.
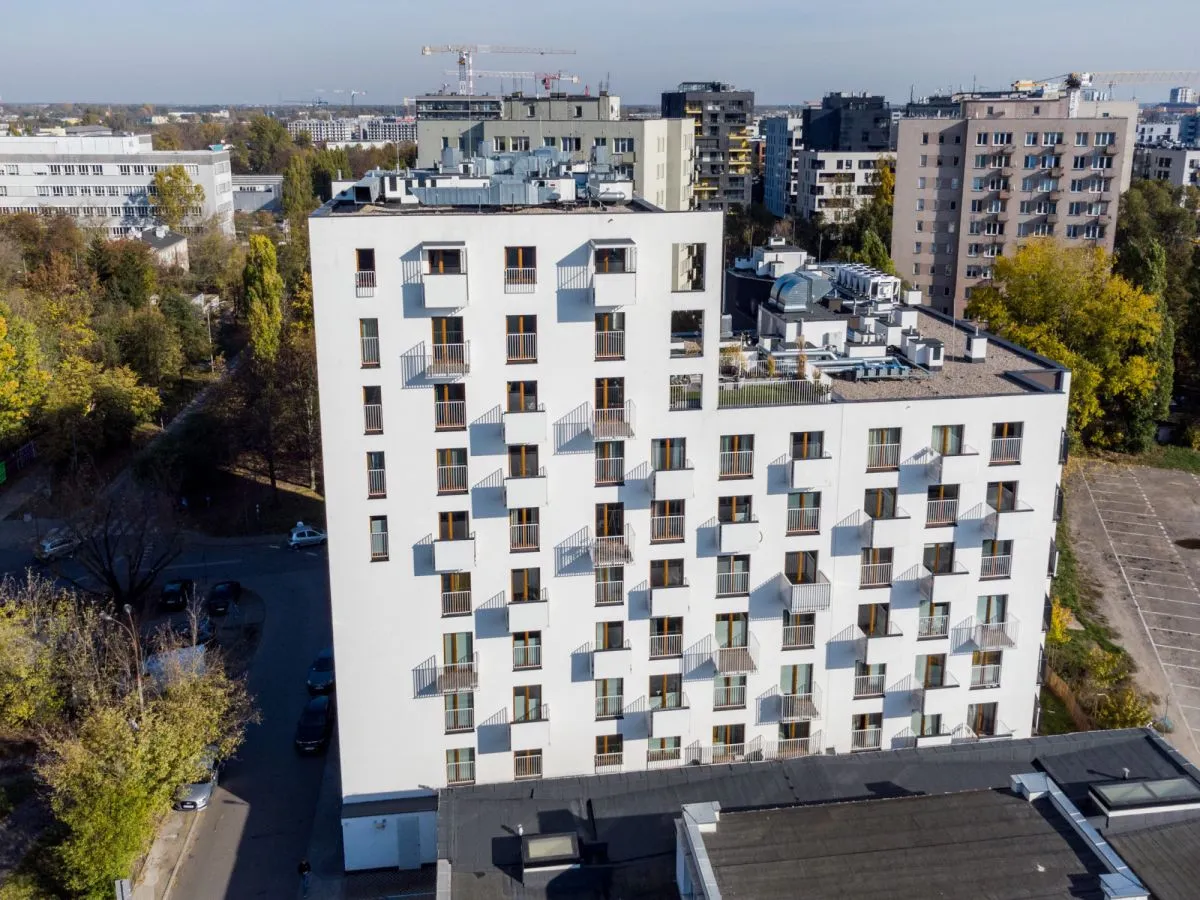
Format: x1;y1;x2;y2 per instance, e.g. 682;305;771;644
1138;596;1200;609
1148;627;1200;639
164;558;242;570
1144;610;1200;623
1118;554;1180;563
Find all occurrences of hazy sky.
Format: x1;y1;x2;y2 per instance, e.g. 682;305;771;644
2;0;1197;106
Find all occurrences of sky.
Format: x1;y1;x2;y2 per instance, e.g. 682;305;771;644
2;0;1198;107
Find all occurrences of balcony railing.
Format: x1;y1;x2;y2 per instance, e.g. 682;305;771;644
688;742;760;766
859;562;893;587
854;674;885;698
510;523;540;552
360;335;380;367
970;664;1002;689
441;590;471;617
713;683;747;709
436;656;478;693
786;507;821;535
716;570;750;597
595;752;624;772
974;617;1019;649
367;467;386;498
593;401;635;438
990;436;1022;464
851;728;882;751
650;633;683;658
595;579;624;606
918;615;949;639
647;746;683;767
506;332;537;362
866;442;901;470
595;330;625;360
363;402;383;434
782;624;815;649
591;528;634;566
713;633;759;674
595;456;625;485
926;498;959;526
669;381;703;411
370;531;389;561
504;267;536;293
651;515;686;543
513;644;542;670
427;343;470;378
782;573;831;613
718;450;754;478
446;760;475;785
514;754;543;780
716;375;832;409
781;685;820;721
355;270;376;297
595;694;623;719
769;732;822;759
435;400;466;431
980;554;1012;579
437;464;468;494
444;706;474;733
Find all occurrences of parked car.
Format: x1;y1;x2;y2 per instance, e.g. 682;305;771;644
288;522;327;549
294;694;335;754
160;579;197;612
208;581;242;616
306;648;335;695
34;530;79;563
173;746;220;811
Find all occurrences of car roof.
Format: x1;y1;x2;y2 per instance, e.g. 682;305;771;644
305;694;330;712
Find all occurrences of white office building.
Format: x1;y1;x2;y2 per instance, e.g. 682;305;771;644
310;169;1069;871
0;133;233;236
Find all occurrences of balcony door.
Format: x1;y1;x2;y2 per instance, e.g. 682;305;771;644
785;550;818;584
977;594;1007;624
443;632;473;665
595;377;624;411
595;503;624;537
651;438;687;471
780;664;812;695
432;316;464;346
931;424;963;455
715;613;747;649
649;673;682;709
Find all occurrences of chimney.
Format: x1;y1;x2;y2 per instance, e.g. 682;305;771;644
966;327;988;363
155;225;166;238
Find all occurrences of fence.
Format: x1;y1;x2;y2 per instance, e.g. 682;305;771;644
1044;668;1092;732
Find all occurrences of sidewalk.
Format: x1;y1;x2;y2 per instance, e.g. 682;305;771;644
132;809;197;900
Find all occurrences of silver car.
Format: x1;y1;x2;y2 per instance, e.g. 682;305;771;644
173;747;219;811
288;522;327;549
35;530;80;563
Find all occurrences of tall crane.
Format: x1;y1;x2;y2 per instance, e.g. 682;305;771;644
421;44;575;95
539;71;581;93
444;69;535;93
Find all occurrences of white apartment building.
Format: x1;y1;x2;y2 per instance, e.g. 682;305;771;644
795;149;882;224
0;133;233;236
1134;145;1200;189
310;173;1069;871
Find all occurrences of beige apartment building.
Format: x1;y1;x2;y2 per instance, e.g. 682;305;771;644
892;92;1136;315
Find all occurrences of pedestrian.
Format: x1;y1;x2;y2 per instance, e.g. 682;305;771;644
298;858;312;896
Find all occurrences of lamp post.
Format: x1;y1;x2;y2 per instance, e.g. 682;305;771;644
102;603;144;712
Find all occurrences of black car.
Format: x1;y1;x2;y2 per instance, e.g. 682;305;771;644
160;579;196;612
208;581;242;616
294;694;334;754
306;648;335;695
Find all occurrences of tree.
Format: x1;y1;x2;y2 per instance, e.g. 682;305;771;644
848;229;896;275
0;303;49;443
247;115;292;174
158;291;212;364
152;165;206;232
89;238;157;309
117;307;184;386
1094;686;1155;729
966;239;1166;450
244;235;284;367
282;153;317;219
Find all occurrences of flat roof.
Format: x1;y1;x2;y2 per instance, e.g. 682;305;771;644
315;197;657;218
703;790;1107;900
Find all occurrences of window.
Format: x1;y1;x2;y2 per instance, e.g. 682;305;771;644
1042;132;1063;146
562;136;581;151
1095;132;1115;146
650;501;685;543
505;315;537;363
366;451;386;498
506;380;538;412
595;311;624;361
651;438;687;471
510;507;539;551
504;246;536;289
444;691;473;731
594;246;632;273
1024;132;1037;146
359;319;380;367
866;427;900;470
789;430;823;461
860;548;893;587
595;678;623;718
923;541;955;574
369;516;388;560
434;384;467;431
595;440;624;486
931;424;964;455
671;242;706;291
513;685;544;722
669;311;704;357
975;133;988;146
716;556;750;596
987;481;1018;512
991;421;1023;464
514;749;541;779
864;487;898;519
1075;132;1089;147
439;510;470;541
507;444;540;479
719;434;753;477
613;137;634;153
717;496;753;524
596;565;623;605
446;748;475;784
511;567;541;605
363;386;383;434
441;572;471;617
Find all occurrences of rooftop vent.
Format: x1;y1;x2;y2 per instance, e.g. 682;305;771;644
966;331;988;363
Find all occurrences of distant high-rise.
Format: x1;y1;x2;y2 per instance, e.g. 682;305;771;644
1170;86;1196;105
662;82;754;212
802;93;894;153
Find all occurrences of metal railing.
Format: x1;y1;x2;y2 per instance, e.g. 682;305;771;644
355;270;376;297
593;401;635;438
510;523;540;551
650;633;683;658
713;683;747;709
980;554;1012;579
441;590;471;617
716;570;750;596
512;703;549;725
771;733;821;759
694;743;750;765
918;615;949;639
367;467;386;498
444;707;474;733
437;465;468;494
781;686;820;721
427;343;470;377
854;674;885;697
436;656;478;693
783;573;832;613
851;728;882;751
718;450;754;478
360;335;380;367
513;644;542;669
363;402;383;434
990;436;1022;464
591;528;634;566
647;746;683;767
974;617;1018;648
713;633;759;673
435;400;466;430
651;515;685;543
926;498;959;526
787;507;820;534
595;580;624;606
669;382;703;411
595;694;623;719
970;664;1002;688
863;620;902;640
716;377;831;409
859;562;893;587
866;442;900;470
595;456;624;485
514;754;542;780
446;760;475;785
506;332;537;362
504;267;537;292
595;330;625;360
782;624;815;649
370;531;389;561
595;752;624;771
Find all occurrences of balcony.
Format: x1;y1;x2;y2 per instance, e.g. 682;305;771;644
441;589;472;617
363;402;383;435
866;442;901;471
360;335;380;368
435;400;466;431
595;330;625;361
970;664;1002;689
650;581;689;617
433;535;476;572
851;728;883;752
595;693;624;719
688;741;761;766
502;406;547;444
595;752;623;773
367;466;386;498
514;753;543;780
436;656;478;693
989;436;1022;465
355;270;376;297
595;456;625;486
507;591;549;632
444;706;474;733
718;450;754;479
859;562;893;588
782;623;815;650
425;343;470;379
974;616;1019;649
712;633;759;674
781;572;831;614
925;498;959;527
650;692;690;736
717;374;831;409
647;746;683;768
980;554;1012;579
512;643;542;670
713;683;747;710
505;469;548;509
506;332;537;363
421;268;468;310
511;706;550;750
370;531;389;561
863;509;911;547
790;453;834;490
591;528;634;566
986;501;1034;541
592;264;637;308
446;760;475;785
650;514;686;544
593;402;635;439
652;465;694;500
595;579;624;607
649;633;683;659
786;506;821;535
592;641;633;679
509;523;540;552
669;381;703;411
781;685;821;722
918;615;949;640
504;267;536;294
719;519;760;554
768;732;822;760
910;672;961;712
437;464;468;495
854;673;885;698
716;570;750;597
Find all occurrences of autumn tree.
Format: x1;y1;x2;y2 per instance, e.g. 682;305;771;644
243;235;285;492
88;238;157;309
117;307;184;386
282;152;317;219
0;303;49;442
152;164;206;231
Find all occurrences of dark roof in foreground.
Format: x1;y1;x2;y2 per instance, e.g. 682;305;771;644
1109;818;1200;900
705;790;1107;900
437;729;1198;900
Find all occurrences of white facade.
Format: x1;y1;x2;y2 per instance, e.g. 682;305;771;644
796;149;881;223
288;116;418;145
0;133;233;236
310;191;1068;869
762;116;803;218
1134;145;1200;188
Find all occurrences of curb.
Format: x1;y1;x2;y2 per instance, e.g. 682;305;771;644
162;810;201;900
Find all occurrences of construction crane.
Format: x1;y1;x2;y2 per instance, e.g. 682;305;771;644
421;44;575;95
539;71;581;93
444;69;535;93
1015;70;1200;94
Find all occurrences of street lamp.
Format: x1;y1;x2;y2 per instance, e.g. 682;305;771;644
102;603;144;712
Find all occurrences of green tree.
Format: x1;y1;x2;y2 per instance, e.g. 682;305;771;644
0;304;49;443
89;238;157;309
152;165;206;231
158;291;212;364
118;308;184;386
1093;687;1155;730
244;235;283;366
247;115;292;173
849;228;896;275
282;153;316;219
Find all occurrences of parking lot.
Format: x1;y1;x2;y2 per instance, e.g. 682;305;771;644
1076;462;1200;763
